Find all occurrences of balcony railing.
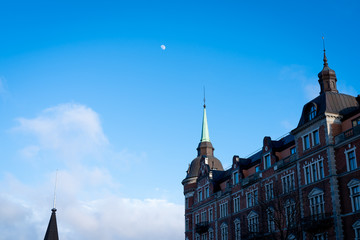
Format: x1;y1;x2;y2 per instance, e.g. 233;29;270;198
301;213;333;233
195;222;209;234
241;172;261;187
276;154;297;170
335;124;360;145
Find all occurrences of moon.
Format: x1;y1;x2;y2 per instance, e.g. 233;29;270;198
160;44;166;50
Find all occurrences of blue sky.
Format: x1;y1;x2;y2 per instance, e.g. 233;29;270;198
0;1;359;239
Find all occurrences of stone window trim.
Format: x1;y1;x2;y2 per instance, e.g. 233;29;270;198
301;127;320;151
265;181;274;200
303;157;325;185
353;220;360;240
308;188;325;217
233;196;241;213
234;218;241;240
267;207;275;232
263;153;271;169
208;208;213;222
220;222;228;240
208;228;214;240
345;146;357;172
246;188;258;208
247;210;259;233
348;179;360;212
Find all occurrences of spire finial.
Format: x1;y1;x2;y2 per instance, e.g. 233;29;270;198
200;88;210;142
203;86;206;108
322;35;328;67
52;169;58;211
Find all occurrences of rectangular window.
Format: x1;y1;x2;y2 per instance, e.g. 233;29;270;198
201;233;207;240
246;189;258;207
304;135;310;150
233;196;240;213
304;159;325;184
186;218;189;231
313;129;320;146
351;185;360;212
264;154;271;169
205;187;210;198
290;147;296;155
201;211;206;223
195;214;199;224
282;173;295;193
233;172;239;185
310;194;325;218
185;197;189;209
220;202;228;218
235;221;241;240
285;201;296;227
267;208;275;232
208;208;213;222
248;215;259;233
198;190;202;202
221;225;228;240
209;230;214;240
265;182;274;200
347;150;357;171
255;166;260;172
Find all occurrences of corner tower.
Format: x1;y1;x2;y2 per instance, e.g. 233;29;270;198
182;103;224;186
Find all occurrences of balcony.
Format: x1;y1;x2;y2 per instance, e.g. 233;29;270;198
195;222;209;234
301;213;333;233
335;124;360;145
241;172;261;187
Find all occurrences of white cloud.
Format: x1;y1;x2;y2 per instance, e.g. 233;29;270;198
3;103;184;240
13;103;108;162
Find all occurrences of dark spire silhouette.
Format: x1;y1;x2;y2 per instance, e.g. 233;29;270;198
44;208;59;240
318;36;338;94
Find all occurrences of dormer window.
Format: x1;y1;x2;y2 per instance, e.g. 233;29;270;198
309;105;317;121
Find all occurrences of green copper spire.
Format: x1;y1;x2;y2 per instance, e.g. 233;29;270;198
201;104;210;142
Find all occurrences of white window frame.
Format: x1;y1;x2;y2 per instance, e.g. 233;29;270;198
267;207;275;232
234;219;241;240
265;181;274;200
220;223;228;240
281;172;295;194
303;134;310;150
198;190;202;202
246;188;258;208
233;171;239;185
208;208;213;222
201;233;207;240
247;211;259;233
312;129;320;146
201;211;206;223
208;228;214;240
303;158;325;184
345;147;357;171
195;213;200;224
308;188;325;217
205;186;210;199
348;179;360;212
233;196;240;213
284;199;296;227
353;220;360;240
264;153;271;169
220;202;228;218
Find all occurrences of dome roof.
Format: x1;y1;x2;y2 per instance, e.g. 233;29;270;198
186;155;224;179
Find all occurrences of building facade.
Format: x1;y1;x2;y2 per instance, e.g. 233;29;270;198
182;51;360;240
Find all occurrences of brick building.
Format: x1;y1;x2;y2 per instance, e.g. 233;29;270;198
182;51;360;240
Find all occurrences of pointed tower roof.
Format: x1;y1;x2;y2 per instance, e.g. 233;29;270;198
44;208;59;240
182;102;224;185
318;43;338;94
200;104;210;142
